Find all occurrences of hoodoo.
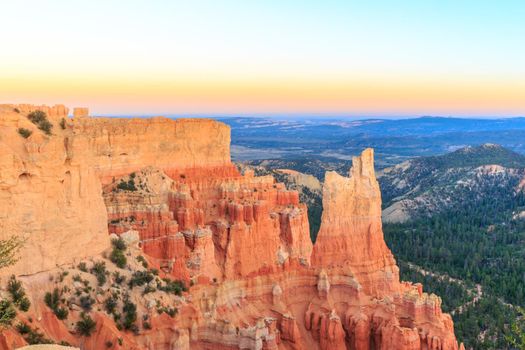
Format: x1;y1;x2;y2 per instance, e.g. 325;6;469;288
0;104;460;349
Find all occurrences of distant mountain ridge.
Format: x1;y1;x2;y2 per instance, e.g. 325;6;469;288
412;143;525;169
222;116;525;167
379;144;525;223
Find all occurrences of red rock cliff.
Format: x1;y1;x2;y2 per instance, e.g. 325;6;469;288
0;104;460;350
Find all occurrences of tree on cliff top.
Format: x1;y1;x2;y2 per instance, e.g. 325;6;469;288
0;236;25;270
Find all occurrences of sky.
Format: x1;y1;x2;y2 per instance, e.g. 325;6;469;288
1;0;524;117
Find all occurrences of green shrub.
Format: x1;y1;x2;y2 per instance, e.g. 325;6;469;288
76;313;96;337
90;261;107;286
113;271;126;285
44;289;60;310
16;322;54;345
38;120;53;135
166;307;177;317
0;299;16;327
44;288;68;320
111;237;127;251
18;297;31;312
58;271;68;283
27;111;53;135
116;177;137;191
7;275;31;311
157;305;178;318
143;285;156;295
160;278;186;296
110;238;127;269
136;255;148;269
7;275;24;303
60;118;66;130
122;298;137;330
79;295;95;311
14;108;20;113
110;248;127;269
77;262;88;272
104;295;118;314
129;270;154;288
16;322;31;334
18;128;32;138
54;307;69;320
24;326;54;345
27;111;46;123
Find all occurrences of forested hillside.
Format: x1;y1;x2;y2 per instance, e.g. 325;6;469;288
382;144;525;349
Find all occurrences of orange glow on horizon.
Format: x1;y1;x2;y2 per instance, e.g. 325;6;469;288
2;72;524;117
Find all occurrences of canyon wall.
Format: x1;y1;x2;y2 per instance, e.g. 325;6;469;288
0;104;460;350
0;105;108;275
0;104;232;276
70;116;232;184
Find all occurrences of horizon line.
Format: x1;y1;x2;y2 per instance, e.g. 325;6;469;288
95;113;525;120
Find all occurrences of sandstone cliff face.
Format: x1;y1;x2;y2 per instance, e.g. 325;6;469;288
0;104;232;276
0;104;459;350
0;105;108;275
70;116;232;184
312;149;399;296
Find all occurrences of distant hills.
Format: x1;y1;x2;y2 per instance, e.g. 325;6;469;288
379;144;525;223
407;143;525;169
222;116;525;167
245;143;525;239
381;144;525;349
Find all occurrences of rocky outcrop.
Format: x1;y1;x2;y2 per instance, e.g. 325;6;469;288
103;166;312;282
72;107;89;118
312;149;399;296
307;150;458;350
0;104;460;350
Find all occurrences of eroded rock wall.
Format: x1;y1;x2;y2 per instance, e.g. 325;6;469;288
0;104;232;276
312;149;400;297
0;104;460;350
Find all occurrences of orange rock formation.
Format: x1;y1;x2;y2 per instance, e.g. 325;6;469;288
0;104;460;350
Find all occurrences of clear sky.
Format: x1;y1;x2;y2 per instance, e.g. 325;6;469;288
1;0;524;117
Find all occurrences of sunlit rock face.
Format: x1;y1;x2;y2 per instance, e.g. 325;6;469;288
0;104;459;350
312;148;400;297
